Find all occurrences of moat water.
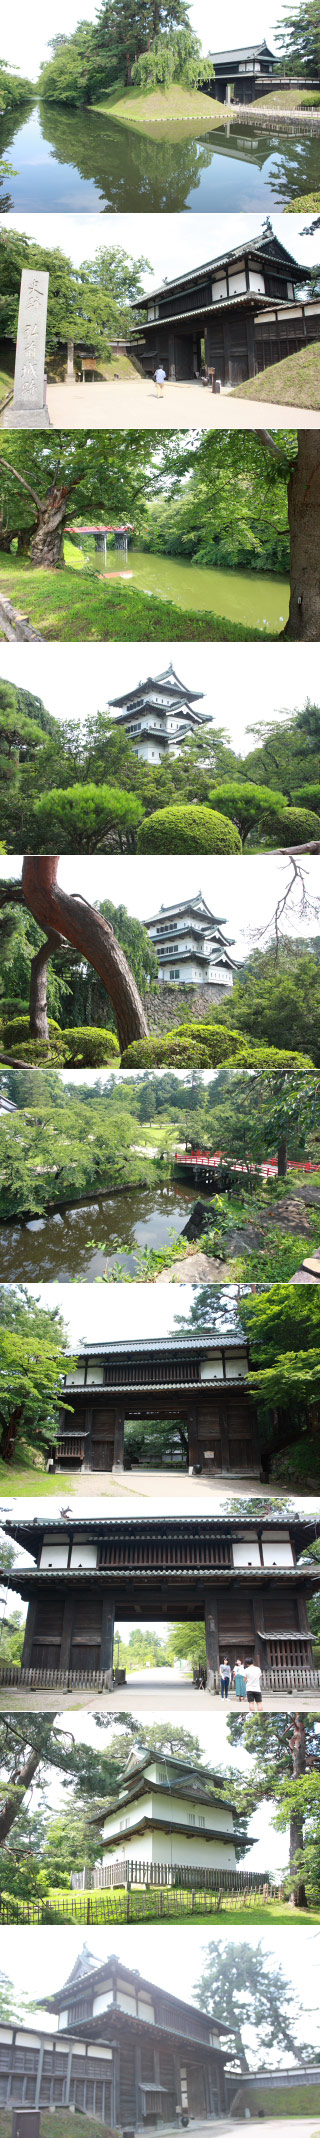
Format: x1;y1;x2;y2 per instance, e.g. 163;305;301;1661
0;1183;195;1281
0;101;319;212
88;548;289;635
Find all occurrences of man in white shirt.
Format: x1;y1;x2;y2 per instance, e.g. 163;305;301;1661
245;1659;262;1706
155;366;166;398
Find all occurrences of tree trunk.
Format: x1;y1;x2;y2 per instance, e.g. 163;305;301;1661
284;434;320;641
0;1406;24;1464
0;1746;42;1844
22;857;149;1053
17;529;32;555
29;928;64;1039
277;1134;288;1177
30;482;72;568
290;1714;307;1907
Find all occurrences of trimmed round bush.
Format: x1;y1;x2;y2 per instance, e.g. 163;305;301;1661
120;1021;314;1070
137;805;242;855
63;1026;120;1066
1;1014;64;1055
261;805;320;846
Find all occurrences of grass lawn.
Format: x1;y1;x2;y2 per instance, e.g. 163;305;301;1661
232;344;320;410
0;554;269;642
91;81;225;130
0;1461;77;1496
251;85;320;109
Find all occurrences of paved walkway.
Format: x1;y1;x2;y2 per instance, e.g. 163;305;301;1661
1;1685;319;1713
66;1469;274;1501
45;378;320;430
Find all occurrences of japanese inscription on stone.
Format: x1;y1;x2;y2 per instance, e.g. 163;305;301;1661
14;270;49;412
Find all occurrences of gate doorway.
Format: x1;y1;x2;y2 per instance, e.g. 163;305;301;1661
124;1415;189;1471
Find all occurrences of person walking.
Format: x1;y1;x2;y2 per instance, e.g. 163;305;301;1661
245;1657;263;1706
154;365;166;398
234;1658;247;1702
220;1656;231;1700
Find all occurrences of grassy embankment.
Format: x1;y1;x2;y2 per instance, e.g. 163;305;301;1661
0;550;270;643
0;2119;106;2138
233;2087;320;2117
0;1460;76;1495
91;81;225;130
232;345;320;410
251;85;320;110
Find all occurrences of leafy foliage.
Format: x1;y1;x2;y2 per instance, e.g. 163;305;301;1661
137;803;242;853
0;1286;71;1462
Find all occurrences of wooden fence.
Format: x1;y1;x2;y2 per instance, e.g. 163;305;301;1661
0;1876;277;1926
0;1662;319;1691
71;1861;273;1893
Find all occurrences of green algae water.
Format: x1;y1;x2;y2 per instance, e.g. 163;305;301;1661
95;549;289;635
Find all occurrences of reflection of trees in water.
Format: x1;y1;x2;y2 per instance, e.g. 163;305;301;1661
39;101;215;210
0;101;35;211
213;121;320;197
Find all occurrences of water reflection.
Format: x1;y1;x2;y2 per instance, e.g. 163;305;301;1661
0;99;318;211
0;1184;194;1281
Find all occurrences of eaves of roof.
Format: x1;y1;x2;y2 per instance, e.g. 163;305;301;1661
133;236;304;309
135;293;300;335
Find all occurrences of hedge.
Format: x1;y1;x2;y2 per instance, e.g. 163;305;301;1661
120;1022;314;1070
137;805;242;854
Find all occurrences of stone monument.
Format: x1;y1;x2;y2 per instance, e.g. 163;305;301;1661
3;269;50;428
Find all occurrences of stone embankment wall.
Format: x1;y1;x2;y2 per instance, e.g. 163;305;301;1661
141;983;228;1032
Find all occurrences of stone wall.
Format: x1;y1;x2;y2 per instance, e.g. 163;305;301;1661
141;983;229;1033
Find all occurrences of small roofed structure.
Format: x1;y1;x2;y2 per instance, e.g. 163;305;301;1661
205;40;278;103
81;1747;248;1886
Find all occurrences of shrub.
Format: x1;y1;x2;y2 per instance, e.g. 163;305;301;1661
1;1014;64;1056
120;1022;314;1069
63;1026;120;1065
0;997;29;1019
292;785;320;811
208;780;289;842
32;782;143;853
137;805;242;855
262;805;320;846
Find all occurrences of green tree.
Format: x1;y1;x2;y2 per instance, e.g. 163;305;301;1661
195;1939;317;2065
275;0;320;75
132;24;213;89
32;781;143;853
220;945;320;1068
166;1623;206;1669
0;1284;72;1464
226;1712;320;1905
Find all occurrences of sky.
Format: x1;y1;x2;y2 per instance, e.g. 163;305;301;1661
1;639;318;755
0;1280;234;1346
2;851;320;960
1;211;317;282
2;1923;320;2050
3;0;288;88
